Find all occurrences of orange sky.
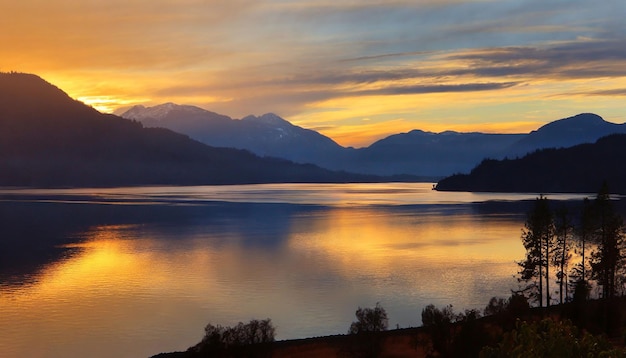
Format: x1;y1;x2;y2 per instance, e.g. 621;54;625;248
2;0;626;147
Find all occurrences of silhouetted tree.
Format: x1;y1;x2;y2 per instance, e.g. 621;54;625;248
453;309;485;358
570;198;594;298
483;297;508;317
346;303;388;358
192;318;275;356
518;195;555;307
482;293;530;333
572;279;591;303
589;183;625;299
553;207;573;304
348;302;389;334
483;293;530;319
420;304;456;356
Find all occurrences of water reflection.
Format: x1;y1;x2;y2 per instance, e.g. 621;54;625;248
0;183;610;358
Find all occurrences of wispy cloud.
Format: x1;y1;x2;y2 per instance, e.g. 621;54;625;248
3;0;626;145
448;38;626;80
579;89;626;97
347;82;520;96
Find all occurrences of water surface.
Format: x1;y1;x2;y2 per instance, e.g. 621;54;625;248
0;183;596;357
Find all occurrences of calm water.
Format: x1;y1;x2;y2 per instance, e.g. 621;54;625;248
0;183;597;358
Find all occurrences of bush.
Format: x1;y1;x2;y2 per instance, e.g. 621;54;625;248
348;302;389;334
480;318;626;357
484;297;508;316
193;318;276;354
483;293;529;318
421;304;455;328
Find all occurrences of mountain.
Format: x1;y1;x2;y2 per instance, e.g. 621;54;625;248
122;104;626;178
347;114;626;177
121;103;347;166
343;130;524;177
504;113;626;157
0;72;387;187
434;134;626;194
123;104;523;177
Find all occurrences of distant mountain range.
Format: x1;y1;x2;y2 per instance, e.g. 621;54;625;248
5;72;625;188
121;105;626;177
121;103;348;168
435;134;626;194
0;73;393;187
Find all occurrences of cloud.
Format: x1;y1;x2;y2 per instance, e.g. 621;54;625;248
446;38;626;80
339;51;435;63
349;82;520;96
581;89;626;97
4;0;626;146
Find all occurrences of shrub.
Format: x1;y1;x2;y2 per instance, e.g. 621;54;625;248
479;318;625;358
193;318;276;354
348;302;389;334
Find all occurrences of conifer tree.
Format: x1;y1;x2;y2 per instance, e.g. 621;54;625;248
570;198;594;301
589;183;625;299
553;207;572;304
519;195;555;307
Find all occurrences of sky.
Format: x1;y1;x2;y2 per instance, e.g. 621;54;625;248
2;0;626;147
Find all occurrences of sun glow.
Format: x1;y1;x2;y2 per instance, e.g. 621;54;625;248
77;96;130;113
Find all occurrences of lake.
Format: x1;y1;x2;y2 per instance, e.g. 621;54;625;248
0;183;601;357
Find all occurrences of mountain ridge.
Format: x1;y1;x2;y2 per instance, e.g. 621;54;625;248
121;103;348;168
121;103;626;177
503;113;626;158
0;72;398;187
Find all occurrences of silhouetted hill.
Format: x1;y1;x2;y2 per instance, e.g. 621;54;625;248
435;134;626;194
122;104;626;178
349;130;523;176
0;73;387;187
504;113;626;157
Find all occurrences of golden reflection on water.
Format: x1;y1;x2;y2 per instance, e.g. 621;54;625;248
290;207;523;275
288;207;525;306
1;225;217;358
1;199;529;358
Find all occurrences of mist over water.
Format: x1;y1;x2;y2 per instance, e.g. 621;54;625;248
0;183;598;358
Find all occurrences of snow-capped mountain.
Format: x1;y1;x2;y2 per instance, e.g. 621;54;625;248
120;104;347;166
121;102;210;122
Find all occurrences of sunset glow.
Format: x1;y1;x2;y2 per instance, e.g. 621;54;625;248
2;0;625;146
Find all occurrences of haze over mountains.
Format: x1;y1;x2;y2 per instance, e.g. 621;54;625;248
0;73;386;187
121;104;626;177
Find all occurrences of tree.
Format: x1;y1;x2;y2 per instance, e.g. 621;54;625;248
420;304;456;356
553;207;573;304
483;297;507;317
192;318;276;355
518;195;555;307
570;198;594;296
348;302;389;334
483;293;530;318
346;303;388;358
589;183;625;299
